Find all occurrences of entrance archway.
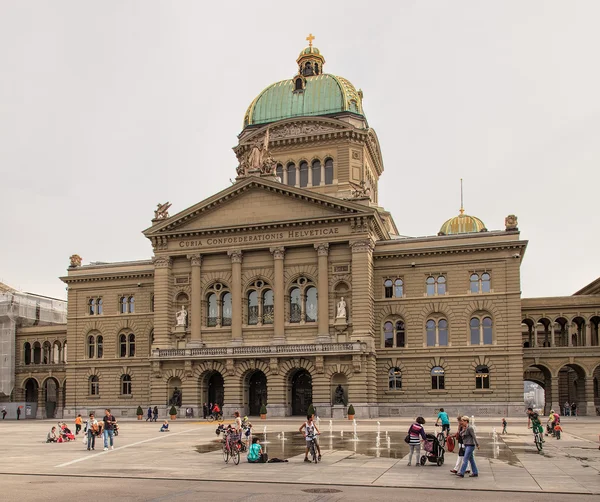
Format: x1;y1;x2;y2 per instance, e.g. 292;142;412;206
24;378;38;402
558;363;587;414
291;369;312;416
524;364;551;414
44;378;59;418
206;372;224;408
247;371;267;416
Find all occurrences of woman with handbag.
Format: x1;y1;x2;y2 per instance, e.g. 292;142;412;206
406;416;426;466
450;415;468;474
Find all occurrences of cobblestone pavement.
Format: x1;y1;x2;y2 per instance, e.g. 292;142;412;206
0;416;598;495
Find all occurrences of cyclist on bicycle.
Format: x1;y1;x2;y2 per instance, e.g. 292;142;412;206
435;407;450;438
527;407;544;440
212;403;221;420
299;414;321;462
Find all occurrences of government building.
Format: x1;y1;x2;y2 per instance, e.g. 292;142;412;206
4;39;600;419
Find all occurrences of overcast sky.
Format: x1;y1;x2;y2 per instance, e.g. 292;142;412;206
1;1;599;301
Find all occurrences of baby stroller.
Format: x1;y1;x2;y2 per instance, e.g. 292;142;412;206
113;423;120;436
59;423;76;442
420;433;445;466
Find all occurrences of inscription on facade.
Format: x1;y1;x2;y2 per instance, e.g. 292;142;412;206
178;227;341;248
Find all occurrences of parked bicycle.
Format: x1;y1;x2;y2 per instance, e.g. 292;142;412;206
220;428;243;465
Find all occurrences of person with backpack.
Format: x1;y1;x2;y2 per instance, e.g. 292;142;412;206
407;416;426;466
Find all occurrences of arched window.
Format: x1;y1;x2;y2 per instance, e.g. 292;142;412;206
276;164;283;180
324;158;333;184
89;376;99;396
120;296;128;314
305;286;317;322
24;342;31;365
87;335;95;359
383;321;394;348
290;287;301;323
96;298;103;315
128;296;135;313
128;334;135;357
431;366;445;390
299;161;309;187
287;163;296;186
389;367;402;390
248;290;259;325
311;160;321;186
221;292;232;326
33;342;41;364
119;334;127;358
394;279;403;298
42;341;51;364
475;365;490;389
96;335;103;359
121;374;132;395
470;274;479;294
427;319;449;346
384;279;393;298
207;293;217;327
481;273;491;293
262;289;274;324
426;276;446;296
88;298;95;315
295;78;303;91
471;316;493;345
396;321;406;347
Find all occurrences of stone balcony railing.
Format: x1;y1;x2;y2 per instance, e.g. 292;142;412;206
152;342;366;359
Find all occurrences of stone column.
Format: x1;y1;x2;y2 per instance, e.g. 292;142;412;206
270;247;285;344
283;167;288;185
550;375;560;415
533;324;538;347
188;254;202;344
295;165;300;187
350;239;375;344
228;250;243;344
314;243;330;342
152;256;173;348
584;375;595;416
568;324;573;347
308;164;313;187
320;163;325;186
550;323;555;347
585;323;592;347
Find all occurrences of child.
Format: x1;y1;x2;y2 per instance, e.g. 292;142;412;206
75;414;82;435
247;437;267;463
160;420;170;432
553;423;562;439
46;427;58;443
502;417;507;435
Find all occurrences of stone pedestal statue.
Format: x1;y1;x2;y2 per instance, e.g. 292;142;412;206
176;306;188;327
336;297;347;319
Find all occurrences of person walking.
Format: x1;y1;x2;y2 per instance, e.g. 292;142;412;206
407;416;426;466
16;407;21;420
102;408;116;451
85;413;98;451
146;407;152;422
456;416;479;478
564;401;570;416
2;407;7;419
450;415;466;474
571;402;577;418
153;406;159;422
501;417;507;435
75;414;82;435
203;403;208;420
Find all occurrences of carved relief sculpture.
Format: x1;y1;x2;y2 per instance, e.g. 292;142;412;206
69;254;82;268
505;214;519;231
154;202;172;220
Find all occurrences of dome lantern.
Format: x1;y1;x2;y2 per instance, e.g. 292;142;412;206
438;180;488;236
296;33;326;79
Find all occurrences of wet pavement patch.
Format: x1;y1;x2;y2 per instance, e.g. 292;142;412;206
302;488;343;493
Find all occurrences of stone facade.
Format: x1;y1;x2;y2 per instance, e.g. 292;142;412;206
10;43;600;420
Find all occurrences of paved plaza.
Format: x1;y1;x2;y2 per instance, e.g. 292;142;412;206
0;415;599;499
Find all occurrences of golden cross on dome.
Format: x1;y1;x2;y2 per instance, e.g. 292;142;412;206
306;33;315;47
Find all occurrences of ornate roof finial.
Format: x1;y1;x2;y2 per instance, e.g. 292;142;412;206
306;33;315;47
459;178;465;215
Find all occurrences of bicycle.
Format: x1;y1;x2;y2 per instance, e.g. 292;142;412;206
532;428;544;452
207;412;224;423
434;424;446;445
221;430;242;465
306;433;320;463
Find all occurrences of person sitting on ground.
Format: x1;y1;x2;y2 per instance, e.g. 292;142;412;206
299;414;321;462
160;420;170;432
47;426;58;443
247;437;268;463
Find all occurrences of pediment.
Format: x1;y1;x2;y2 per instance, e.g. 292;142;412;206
145;177;374;236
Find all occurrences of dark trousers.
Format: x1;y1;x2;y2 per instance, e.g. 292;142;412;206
87;430;96;449
75;424;81;434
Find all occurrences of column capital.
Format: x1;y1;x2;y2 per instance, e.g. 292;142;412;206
349;239;375;253
152;256;172;268
314;243;329;256
228;250;243;264
270;247;285;260
187;254;202;267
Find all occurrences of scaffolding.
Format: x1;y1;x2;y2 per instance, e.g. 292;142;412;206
0;290;67;398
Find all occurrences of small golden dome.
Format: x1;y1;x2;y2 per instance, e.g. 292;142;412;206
439;210;487;236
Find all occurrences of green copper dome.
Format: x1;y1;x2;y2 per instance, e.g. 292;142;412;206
244;74;364;127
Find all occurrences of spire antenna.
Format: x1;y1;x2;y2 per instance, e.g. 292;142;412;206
460;178;464;215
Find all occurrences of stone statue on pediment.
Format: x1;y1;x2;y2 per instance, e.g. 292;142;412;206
69;254;82;268
154;202;172;220
505;214;518;231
